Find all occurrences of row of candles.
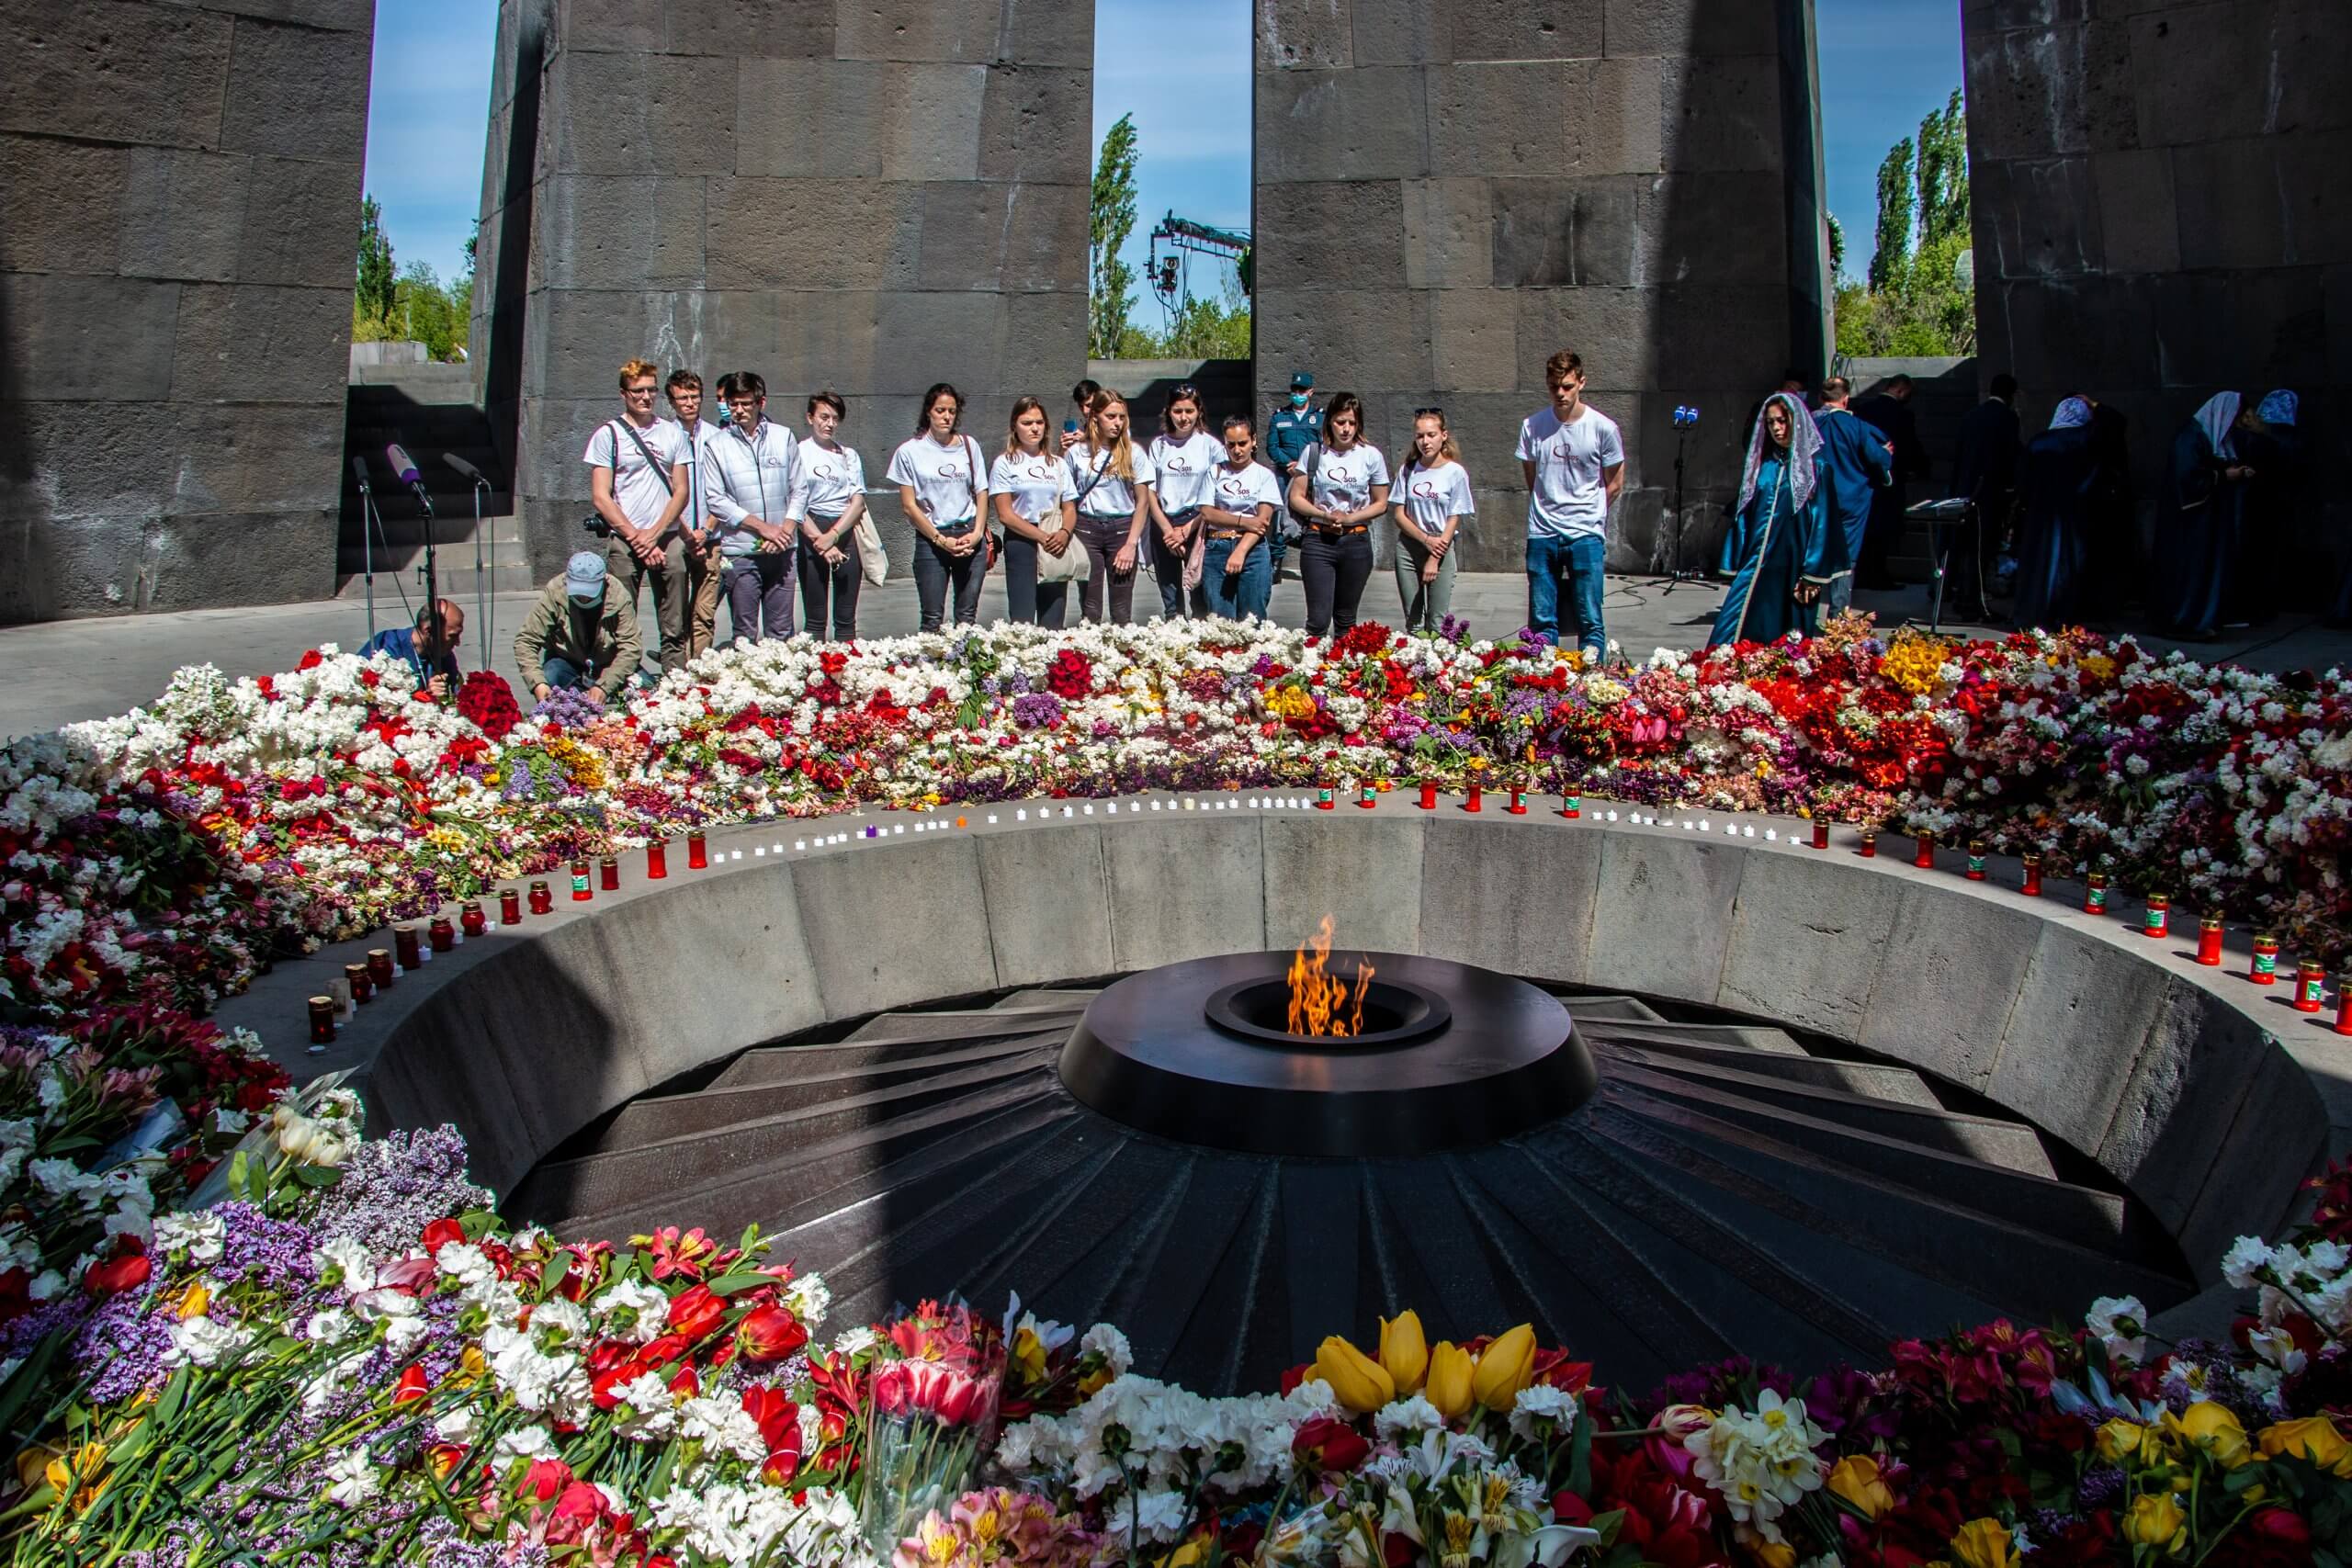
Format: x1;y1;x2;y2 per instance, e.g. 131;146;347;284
306;795;2352;1044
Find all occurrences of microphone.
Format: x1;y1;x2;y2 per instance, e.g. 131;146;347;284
386;442;435;517
443;453;487;485
350;455;372;492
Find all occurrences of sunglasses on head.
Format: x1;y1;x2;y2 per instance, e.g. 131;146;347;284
1414;406;1445;418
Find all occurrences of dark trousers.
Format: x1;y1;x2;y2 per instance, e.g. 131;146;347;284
912;525;985;631
1077;518;1137;625
1298;527;1374;637
722;552;795;643
796;530;861;641
1149;509;1202;617
1001;534;1071;628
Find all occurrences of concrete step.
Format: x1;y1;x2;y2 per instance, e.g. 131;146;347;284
996;987;1100;1010
1581;1018;1808;1055
842;1005;1082;1044
710;1027;1063;1089
1561;994;1668;1022
1600;1035;1939;1106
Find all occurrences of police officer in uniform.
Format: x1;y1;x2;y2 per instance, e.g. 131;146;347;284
1266;371;1322;585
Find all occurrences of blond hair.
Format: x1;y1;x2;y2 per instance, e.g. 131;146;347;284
617;357;660;389
1083;390;1136;483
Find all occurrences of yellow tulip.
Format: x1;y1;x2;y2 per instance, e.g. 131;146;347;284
2257;1415;2352;1477
175;1280;211;1321
1313;1335;1396;1415
1750;1541;1796;1568
1471;1324;1537;1412
1379;1311;1430;1395
2166;1402;2253;1468
1826;1455;1894;1520
2125;1494;2187;1554
2094;1418;2155;1467
1426;1341;1476;1420
1951;1517;2015;1568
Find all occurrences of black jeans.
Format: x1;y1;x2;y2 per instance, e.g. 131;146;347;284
1149;508;1201;617
796;525;861;641
1077;517;1137;625
912;525;985;632
1001;533;1071;628
1298;527;1374;637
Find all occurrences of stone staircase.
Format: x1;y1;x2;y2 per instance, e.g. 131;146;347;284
508;986;2189;1394
336;381;534;602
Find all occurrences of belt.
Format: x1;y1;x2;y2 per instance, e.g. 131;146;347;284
1312;522;1369;536
1206;529;1254;542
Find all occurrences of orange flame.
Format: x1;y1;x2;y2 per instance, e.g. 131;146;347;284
1287;915;1374;1037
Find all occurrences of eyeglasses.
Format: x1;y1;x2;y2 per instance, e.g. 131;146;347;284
624;385;657;396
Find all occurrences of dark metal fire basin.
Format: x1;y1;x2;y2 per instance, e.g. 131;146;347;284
1057;952;1598;1157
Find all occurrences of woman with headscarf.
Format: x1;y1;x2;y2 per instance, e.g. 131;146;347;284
2154;391;2257;639
1707;393;1843;648
2012;397;2100;629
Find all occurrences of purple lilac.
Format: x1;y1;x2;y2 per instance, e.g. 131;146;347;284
74;1279;176;1404
215;1201;323;1296
1011;692;1065;730
306;1123;492;1256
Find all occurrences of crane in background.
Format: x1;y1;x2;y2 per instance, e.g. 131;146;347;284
1148;211;1251;318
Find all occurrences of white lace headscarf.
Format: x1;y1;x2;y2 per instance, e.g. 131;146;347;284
1737;392;1823;515
2193;391;2241;461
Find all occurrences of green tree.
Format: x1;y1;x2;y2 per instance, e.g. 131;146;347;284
1826;213;1847;282
1915;89;1970;247
1089;114;1140;359
356;195;396;324
1868;137;1914;291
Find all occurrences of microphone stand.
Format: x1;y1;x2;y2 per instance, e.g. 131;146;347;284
467;472;490;673
352;458;380;641
1651;426;1703;593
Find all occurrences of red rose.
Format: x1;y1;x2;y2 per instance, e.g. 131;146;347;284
735;1303;809;1364
83;1239;151;1296
1292;1416;1371;1472
666;1284;726;1340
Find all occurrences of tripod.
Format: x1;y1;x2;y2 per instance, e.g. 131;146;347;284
1650;426;1705;592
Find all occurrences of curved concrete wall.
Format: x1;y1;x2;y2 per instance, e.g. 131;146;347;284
214;800;2337;1284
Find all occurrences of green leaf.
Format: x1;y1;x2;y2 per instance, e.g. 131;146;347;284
290;1163;342;1189
707;1270;771;1297
1564;1407;1592;1497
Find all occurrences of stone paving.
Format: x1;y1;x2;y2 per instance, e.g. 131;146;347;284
4;570;2346;740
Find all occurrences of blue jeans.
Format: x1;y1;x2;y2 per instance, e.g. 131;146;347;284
1201;536;1272;620
538;656;598;693
1527;532;1607;659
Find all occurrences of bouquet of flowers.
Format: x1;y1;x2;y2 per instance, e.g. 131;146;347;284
850;1298;1011;1552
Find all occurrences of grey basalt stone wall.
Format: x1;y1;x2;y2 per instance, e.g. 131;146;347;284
0;0;373;622
1960;0;2349;581
215;805;2333;1289
477;0;1095;584
1250;0;1831;578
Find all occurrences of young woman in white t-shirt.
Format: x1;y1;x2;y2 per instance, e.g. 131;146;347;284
989;397;1081;629
1145;385;1222;619
1389;408;1476;635
1198;413;1283;622
886;382;990;633
1283;390;1391;637
1067;390;1157;625
788;389;869;642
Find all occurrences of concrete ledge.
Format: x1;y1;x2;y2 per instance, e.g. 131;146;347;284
213;796;2342;1278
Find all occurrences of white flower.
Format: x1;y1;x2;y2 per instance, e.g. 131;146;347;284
591;1279;671;1344
2086;1295;2150;1367
613;1371;680;1441
1080;1321;1134;1375
2222;1235;2278;1290
435;1241;495;1287
314;1237;379;1293
492;1425;559;1463
680;1393;771;1464
153;1211;225;1266
323;1447;381;1508
304;1308;356;1345
1374;1393;1448;1438
831;1325;879;1358
433;1404;481;1445
1509;1382;1581;1440
783;1272;831;1331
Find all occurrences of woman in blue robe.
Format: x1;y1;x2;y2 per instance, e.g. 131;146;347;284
2154;391;2257;639
1708;393;1842;648
2012;397;2099;629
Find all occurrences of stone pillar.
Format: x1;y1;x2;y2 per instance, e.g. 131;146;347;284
482;0;1095;584
1251;0;1829;577
0;0;373;622
1962;0;2349;590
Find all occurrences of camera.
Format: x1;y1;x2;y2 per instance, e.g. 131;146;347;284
1672;405;1701;429
581;514;614;537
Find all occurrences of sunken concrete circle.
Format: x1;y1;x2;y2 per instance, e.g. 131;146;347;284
1061;952;1595;1156
213;798;2339;1304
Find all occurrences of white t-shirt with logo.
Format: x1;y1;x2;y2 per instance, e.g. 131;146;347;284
1392;458;1477;536
1148;432;1223;512
989;450;1077;526
887;434;988;529
585;416;689;532
788;438;866;519
1069;442;1157;519
1209;461;1283;525
1515;404;1625;537
1302;442;1391;520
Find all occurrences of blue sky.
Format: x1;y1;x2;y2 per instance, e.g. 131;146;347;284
363;0;1961;290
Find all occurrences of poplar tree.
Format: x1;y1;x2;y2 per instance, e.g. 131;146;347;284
356;196;396;324
1089;115;1140;360
1868;138;1915;291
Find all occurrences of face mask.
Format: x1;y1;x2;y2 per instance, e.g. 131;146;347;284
1289;393;1307;408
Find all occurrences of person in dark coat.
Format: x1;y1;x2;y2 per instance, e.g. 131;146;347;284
1949;373;2022;618
2080;400;2135;620
2012;399;2098;630
1852;377;1929;588
1812;377;1893;617
2237;389;2306;623
2154;391;2258;640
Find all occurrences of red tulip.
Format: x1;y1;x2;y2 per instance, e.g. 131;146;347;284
421;1217;467;1252
1292;1416;1371;1472
83;1240;151;1296
553;1480;610;1528
393;1364;431;1404
735;1303;809;1364
517;1457;573;1501
741;1386;799;1453
666;1284;725;1340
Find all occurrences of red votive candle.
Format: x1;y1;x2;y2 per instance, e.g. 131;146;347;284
528;880;552;916
500;888;523;925
571;859;592;901
366;948;394;987
460;900;487;939
1507;788;1527;815
1316;787;1335;810
1357;783;1377;808
2295;960;2327;1012
599;854;620;891
1562;793;1581;819
686;829;707;869
344;963;371;1004
2250;933;2279;985
1913;832;1935;869
2196;916;2223;965
2085;873;2109;916
1464;784;1483;813
1418;782;1437;810
2335;976;2352;1036
308;997;336;1047
1965;840;1987;880
393;924;422;970
647;839;669;879
428;917;455;953
2141;894;2169;940
1811;818;1829;851
1859;829;1877;859
2020;853;2042;897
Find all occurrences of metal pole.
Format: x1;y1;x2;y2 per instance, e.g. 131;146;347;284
471;479;490;673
